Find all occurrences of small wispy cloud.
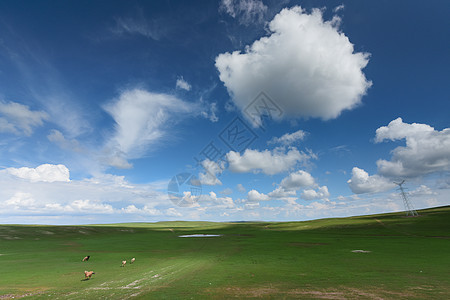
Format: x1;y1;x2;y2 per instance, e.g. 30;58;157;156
200;102;219;123
268;130;307;146
237;183;246;193
176;76;192;91
0;100;48;136
333;4;345;13
103;88;194;169
0;27;91;138
111;9;166;40
47;129;84;153
219;0;268;25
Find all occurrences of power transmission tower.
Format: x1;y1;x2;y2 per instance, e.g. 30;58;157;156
394;180;418;216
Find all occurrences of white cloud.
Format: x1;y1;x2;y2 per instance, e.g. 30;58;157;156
199;159;225;186
219;0;267;25
121;205;162;216
268;129;307;145
142;206;163;216
244;202;260;210
220;188;233;195
374;118;450;177
176;76;192;91
329;145;351;156
180;191;199;207
112;9;166;40
200;191;235;209
6;164;70;183
69;199;114;214
0;100;48;136
437;176;450;189
266;170;317;200
120;204;162;216
227;147;310;175
200;102;219;123
333;4;345;13
122;204;140;214
347;167;395;194
280;170;315;190
103;89;193;168
166;207;182;217
0;30;90;138
305;201;333;211
6;192;36;208
247;189;270;201
301;186;330;200
267;186;296;199
0;170;174;221
104;154;133;170
4;194;115;214
1;169;448;224
237;183;246;193
47;129;83;152
409;185;436;196
0;118;17;134
84;173;134;188
216;6;371;123
375;117;435;143
225;100;237;112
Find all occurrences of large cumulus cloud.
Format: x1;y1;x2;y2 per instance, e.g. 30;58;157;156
347;167;395;194
375;118;450;177
5;164;70;183
215;6;371;123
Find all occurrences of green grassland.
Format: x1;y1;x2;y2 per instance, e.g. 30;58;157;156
1;206;449;299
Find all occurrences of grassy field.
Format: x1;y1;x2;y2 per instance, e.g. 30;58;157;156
1;206;449;299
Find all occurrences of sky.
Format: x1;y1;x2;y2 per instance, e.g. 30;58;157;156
0;0;449;224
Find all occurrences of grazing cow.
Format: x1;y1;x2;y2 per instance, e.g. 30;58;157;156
82;255;90;262
121;260;126;267
84;270;95;280
131;257;135;264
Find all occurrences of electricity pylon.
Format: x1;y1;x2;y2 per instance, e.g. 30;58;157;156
394;180;419;216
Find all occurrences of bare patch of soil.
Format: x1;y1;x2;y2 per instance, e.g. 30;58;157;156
211;285;421;299
214;286;346;299
0;290;45;299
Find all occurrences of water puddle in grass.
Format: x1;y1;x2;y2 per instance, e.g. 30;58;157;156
178;234;222;238
351;250;371;253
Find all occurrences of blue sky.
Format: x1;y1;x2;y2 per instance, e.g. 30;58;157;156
0;0;449;224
